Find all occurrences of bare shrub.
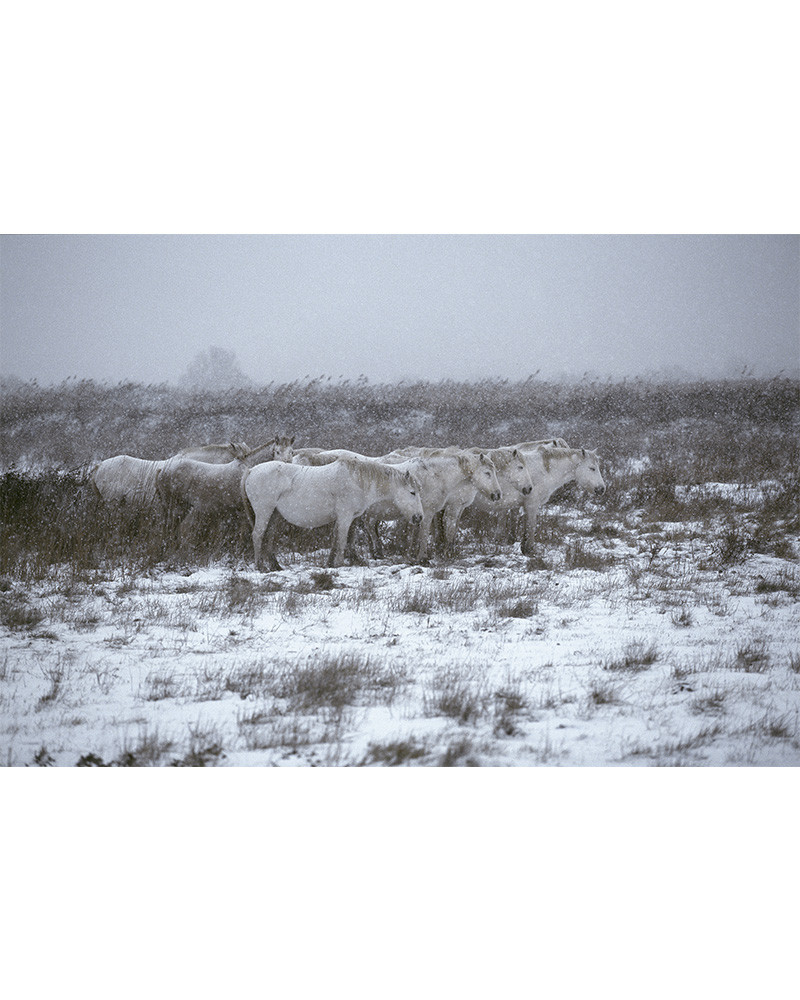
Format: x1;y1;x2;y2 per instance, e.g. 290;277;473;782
0;594;44;630
671;606;694;628
363;738;428;766
715;521;751;565
240;716;315;752
603;640;659;673
689;690;727;716
170;722;225;766
525;554;552;571
141;670;181;702
274;652;405;713
754;570;799;598
493;685;527;736
116;728;175;766
32;746;55;767
225;660;278;700
397;585;434;615
36;664;68;710
586;678;622;706
294;570;339;594
440;737;481;766
758;712;796;740
564;541;615;571
627;724;724;761
732;641;771;673
276;590;308;617
424;668;487;724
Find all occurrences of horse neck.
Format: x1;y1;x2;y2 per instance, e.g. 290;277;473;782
244;442;276;465
447;456;481;500
373;466;398;502
533;450;577;496
341;460;388;505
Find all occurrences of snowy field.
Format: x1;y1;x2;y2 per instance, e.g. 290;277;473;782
3;376;798;766
3;488;798;767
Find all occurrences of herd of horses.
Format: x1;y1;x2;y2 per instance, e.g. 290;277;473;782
90;436;606;570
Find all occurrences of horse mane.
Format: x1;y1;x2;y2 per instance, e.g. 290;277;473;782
340;457;409;493
480;448;517;471
404;446;460;458
456;452;480;477
537;447;595;473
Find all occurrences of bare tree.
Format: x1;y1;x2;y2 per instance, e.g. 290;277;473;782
180;346;251;391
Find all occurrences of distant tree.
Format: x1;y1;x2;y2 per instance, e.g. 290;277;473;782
180;346;251;391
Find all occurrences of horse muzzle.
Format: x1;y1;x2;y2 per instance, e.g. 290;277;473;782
522;485;532;495
411;513;423;524
594;485;606;496
489;491;501;502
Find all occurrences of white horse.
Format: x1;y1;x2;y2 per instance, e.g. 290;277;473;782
291;447;367;466
91;438;291;509
378;448;502;561
91;447;246;507
517;445;605;555
465;444;606;555
263;436;295;463
429;447;534;554
156;438;294;547
242;457;424;570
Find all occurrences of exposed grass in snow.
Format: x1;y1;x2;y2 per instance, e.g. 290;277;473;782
1;376;798;766
2;499;798;766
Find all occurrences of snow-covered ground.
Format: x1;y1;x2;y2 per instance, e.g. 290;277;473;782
3;492;798;767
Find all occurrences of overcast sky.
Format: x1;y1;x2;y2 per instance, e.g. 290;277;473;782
1;234;797;386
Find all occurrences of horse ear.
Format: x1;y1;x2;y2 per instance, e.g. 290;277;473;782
290;436;295;445
512;448;520;458
479;452;488;464
581;448;586;458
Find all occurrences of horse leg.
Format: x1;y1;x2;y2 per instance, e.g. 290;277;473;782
262;508;284;571
441;503;465;557
502;507;517;545
432;509;447;556
363;515;383;559
411;512;434;564
328;515;352;567
345;518;367;565
252;504;280;571
520;499;540;556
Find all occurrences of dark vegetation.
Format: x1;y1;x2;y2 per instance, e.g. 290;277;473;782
2;375;798;577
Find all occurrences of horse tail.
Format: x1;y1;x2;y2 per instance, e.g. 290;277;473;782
84;462;104;500
240;468;256;528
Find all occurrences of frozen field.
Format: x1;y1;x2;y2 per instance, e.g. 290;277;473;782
3;490;798;767
3;375;798;766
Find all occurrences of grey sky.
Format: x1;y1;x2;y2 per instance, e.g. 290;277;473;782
1;235;797;385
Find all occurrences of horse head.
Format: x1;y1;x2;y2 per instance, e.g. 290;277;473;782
573;449;606;496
